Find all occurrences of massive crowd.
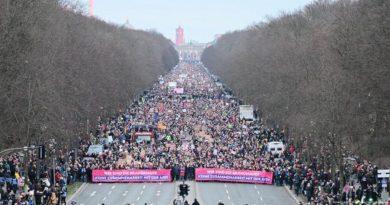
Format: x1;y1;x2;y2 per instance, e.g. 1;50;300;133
0;151;69;204
271;153;387;204
78;63;287;175
0;62;387;205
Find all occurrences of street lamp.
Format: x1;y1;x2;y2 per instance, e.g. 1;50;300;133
48;139;57;189
0;146;37;156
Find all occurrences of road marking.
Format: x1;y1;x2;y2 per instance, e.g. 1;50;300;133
98;183;102;186
143;185;146;189
140;190;144;195
254;185;257;189
111;185;116;189
136;197;140;201
260;196;263;201
102;197;106;201
257;191;260;195
225;184;230;202
108;190;112;195
90;191;96;197
123;190;128;196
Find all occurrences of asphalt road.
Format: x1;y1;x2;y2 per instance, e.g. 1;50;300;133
70;182;175;205
196;182;297;205
70;182;297;205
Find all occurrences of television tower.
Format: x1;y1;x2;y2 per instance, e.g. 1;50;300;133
88;0;94;17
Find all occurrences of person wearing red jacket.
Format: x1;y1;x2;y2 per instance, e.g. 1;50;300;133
55;171;62;183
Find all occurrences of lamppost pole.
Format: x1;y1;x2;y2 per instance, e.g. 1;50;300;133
52;156;55;188
0;147;31;156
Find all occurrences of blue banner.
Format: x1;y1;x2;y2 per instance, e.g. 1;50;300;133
0;177;17;185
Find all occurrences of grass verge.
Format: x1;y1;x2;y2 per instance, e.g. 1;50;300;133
67;182;83;198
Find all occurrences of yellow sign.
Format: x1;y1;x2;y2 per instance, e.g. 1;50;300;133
158;123;167;130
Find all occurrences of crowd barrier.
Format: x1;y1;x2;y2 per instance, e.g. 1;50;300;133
92;169;171;183
195;168;273;184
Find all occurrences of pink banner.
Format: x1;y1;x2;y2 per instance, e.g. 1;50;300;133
92;169;171;183
195;168;273;184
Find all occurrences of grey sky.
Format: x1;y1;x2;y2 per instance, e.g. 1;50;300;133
88;0;314;43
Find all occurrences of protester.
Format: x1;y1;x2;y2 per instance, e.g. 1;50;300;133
79;63;280;173
0;62;385;205
64;62;390;204
192;198;200;205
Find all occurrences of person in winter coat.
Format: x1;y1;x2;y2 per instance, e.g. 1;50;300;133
192;198;200;205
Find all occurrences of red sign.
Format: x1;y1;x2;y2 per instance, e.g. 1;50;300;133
195;168;273;184
158;103;164;113
92;169;171;183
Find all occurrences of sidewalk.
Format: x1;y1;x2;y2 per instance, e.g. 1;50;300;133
284;184;389;205
66;182;87;204
381;190;389;204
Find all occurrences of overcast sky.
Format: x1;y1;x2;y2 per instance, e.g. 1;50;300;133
87;0;314;43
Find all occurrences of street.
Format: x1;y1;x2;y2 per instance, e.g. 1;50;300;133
71;182;175;205
71;182;297;205
197;183;296;205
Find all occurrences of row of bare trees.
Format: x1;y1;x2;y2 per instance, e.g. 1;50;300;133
0;0;178;149
202;0;390;169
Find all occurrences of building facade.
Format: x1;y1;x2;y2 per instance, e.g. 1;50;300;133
176;26;185;46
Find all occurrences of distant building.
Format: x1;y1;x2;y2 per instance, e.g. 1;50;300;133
175;43;207;63
174;26;207;62
124;19;134;29
88;0;94;17
214;34;222;41
176;26;185;46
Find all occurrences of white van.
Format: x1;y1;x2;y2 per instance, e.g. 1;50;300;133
267;141;285;156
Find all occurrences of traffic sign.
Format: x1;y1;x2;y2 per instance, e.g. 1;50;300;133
378;169;390;178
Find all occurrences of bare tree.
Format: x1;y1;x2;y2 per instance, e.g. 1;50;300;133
0;0;178;149
202;0;390;167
